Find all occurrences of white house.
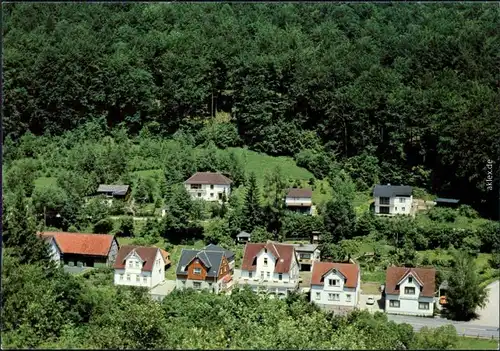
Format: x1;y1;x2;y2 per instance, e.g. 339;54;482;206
285;188;313;214
384;266;436;317
373;184;413;216
238;241;300;298
184;172;232;202
113;246;171;289
293;243;320;271
310;262;360;312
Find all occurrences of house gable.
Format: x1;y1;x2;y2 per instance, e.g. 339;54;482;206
186;257;209;281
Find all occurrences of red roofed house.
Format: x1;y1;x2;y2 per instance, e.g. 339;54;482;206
285;188;313;214
310;262;360;312
238;241;300;298
184;171;232;202
39;231;119;269
113;246;171;289
384;266;436;317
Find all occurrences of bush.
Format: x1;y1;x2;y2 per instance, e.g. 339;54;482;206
458;205;479;219
428;207;457;223
93;218;114;234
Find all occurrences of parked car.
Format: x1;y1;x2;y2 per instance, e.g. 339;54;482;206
366;296;375;305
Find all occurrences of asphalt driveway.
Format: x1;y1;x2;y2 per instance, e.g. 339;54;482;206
471;280;499;327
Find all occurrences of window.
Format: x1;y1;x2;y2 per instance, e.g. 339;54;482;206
143;277;147;283
126;274;131;281
263;258;268;266
389;300;400;308
210;185;214;189
380;197;390;205
249;272;253;278
193;268;202;275
419;302;430;310
135;261;139;268
408;277;413;283
210;193;214;197
120;274;124;280
136;275;140;282
197;193;201;197
328;293;340;301
395;207;398;211
193;282;201;289
266;272;270;279
400;198;406;203
299;253;311;259
128;261;133;268
278;274;282;281
346;294;351;302
402;207;405;211
260;271;264;279
190;184;201;189
404;287;416;295
218;193;223;200
315;292;321;300
328;279;339;286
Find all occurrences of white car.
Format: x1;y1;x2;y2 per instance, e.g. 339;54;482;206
366;296;375;305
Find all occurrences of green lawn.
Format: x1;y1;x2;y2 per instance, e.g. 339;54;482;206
456;337;498;350
227;147;314;183
415;212;491;230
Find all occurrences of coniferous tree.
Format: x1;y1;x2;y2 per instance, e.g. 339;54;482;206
241;172;262;233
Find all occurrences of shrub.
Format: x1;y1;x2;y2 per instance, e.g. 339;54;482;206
458;205;479;219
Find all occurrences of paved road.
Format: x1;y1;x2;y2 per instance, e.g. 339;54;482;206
387;314;500;339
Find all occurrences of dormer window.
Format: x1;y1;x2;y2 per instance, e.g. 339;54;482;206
408;277;413;283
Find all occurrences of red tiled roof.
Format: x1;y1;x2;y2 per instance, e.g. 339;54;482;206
241;241;296;274
385;266;436;298
311;262;359;288
39;231;115;257
113;245;170;272
185;172;232;185
286;188;313;198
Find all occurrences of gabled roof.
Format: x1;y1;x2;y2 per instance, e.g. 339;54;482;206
204;244;235;262
286;188;313;198
113;245;170;272
311;262;359;288
385;267;436;298
241;241;296;274
38;231;116;257
97;184;130;196
236;231;251;238
176;249;227;278
184;172;232;185
373;185;412;198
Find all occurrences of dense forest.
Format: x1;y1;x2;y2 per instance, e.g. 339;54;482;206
3;3;499;219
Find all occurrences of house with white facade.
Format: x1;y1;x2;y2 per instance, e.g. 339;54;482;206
176;246;234;293
285;188;313;214
113;246;171;289
384;266;436;317
184;172;232;202
373;184;413;216
238;241;300;298
310;262;360;313
293;243;320;271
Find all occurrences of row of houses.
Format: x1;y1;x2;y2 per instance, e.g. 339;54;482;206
39;231;437;317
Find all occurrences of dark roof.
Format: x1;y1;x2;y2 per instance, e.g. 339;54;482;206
241;241;296;274
97;184;130;196
292;243;319;252
286;188;313;198
204;244;235;262
237;231;251;238
311;262;359;288
184;172;232;185
114;246;170;272
373;185;412;198
38;231;116;257
435;198;460;204
176;248;227;277
385;266;436;298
